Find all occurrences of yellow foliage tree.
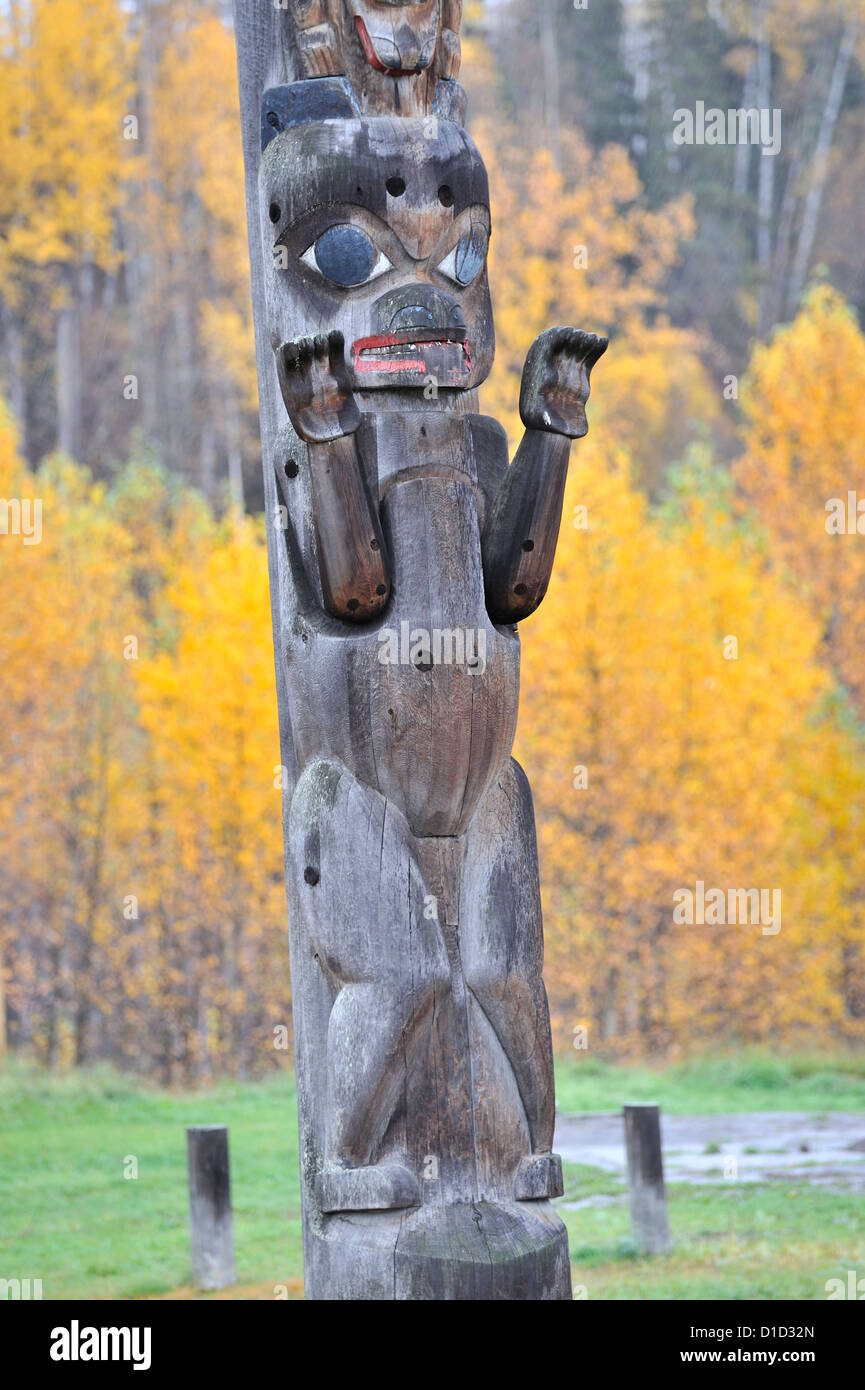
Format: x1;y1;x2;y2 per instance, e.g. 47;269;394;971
516;436;865;1052
133;515;287;1079
736;284;865;719
459;30;719;493
0;403;137;1065
0;0;134;289
135;9;257;499
0;409;287;1079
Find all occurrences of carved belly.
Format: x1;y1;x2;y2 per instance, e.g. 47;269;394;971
286;475;520;836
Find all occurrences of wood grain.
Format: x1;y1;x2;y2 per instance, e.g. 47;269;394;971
232;0;608;1300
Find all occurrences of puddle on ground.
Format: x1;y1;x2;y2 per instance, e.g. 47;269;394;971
554;1111;865;1190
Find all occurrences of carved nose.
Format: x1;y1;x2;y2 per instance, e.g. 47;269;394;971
375;286;467;339
391;304;437;332
391;304;468;335
369;24;435;73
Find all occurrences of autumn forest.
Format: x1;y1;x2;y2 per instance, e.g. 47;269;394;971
2;0;865;1081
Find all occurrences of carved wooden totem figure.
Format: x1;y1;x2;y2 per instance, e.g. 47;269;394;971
234;0;607;1300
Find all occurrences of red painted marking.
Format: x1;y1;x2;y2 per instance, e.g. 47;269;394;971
354;17;419;78
351;334;474;377
354;333;408;353
355;357;424;374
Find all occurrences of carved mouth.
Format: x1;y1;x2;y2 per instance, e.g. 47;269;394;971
352;330;472;382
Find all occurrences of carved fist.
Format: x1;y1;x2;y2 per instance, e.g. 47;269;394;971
278;330;361;444
519;327;608;439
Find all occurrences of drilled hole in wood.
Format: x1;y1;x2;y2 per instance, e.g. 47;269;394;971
370;538;380;550
386;176;406;197
284;459;298;478
376;584;387;596
346;598;360;612
269;203;282;223
438;184;454;208
514;583;528;595
266;110;280;129
522;539;535;551
304;866;320;886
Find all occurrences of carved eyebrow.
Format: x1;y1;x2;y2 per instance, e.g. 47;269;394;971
275;204;413;261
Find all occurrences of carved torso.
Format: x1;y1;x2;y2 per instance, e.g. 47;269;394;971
282;409;520;835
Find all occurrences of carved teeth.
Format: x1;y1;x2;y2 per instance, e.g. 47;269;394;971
353;336;471;376
362;342;426;358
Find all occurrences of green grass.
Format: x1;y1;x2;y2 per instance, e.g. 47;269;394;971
0;1052;862;1300
0;1060;302;1300
559;1162;865;1300
554;1049;865;1114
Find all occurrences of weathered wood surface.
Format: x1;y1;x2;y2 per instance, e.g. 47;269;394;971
290;1;463;115
186;1125;236;1290
624;1103;671;1256
234;0;607;1300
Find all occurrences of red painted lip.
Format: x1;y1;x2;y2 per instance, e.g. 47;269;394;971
352;332;473;377
354;16;428;78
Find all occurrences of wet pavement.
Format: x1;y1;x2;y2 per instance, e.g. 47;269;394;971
554;1110;865;1201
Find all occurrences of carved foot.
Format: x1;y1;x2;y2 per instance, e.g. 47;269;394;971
315;1162;420;1214
514;1153;564;1201
519;327;608;439
277;330;361;443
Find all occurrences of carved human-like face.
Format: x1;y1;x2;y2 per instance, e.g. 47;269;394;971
260;116;494;393
347;0;441;75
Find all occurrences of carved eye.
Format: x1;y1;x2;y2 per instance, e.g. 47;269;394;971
437;231;486;286
300;224;392;287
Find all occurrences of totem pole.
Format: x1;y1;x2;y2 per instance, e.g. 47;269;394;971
234;0;607;1300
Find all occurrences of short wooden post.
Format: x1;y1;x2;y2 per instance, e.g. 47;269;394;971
186;1124;236;1290
624;1103;670;1255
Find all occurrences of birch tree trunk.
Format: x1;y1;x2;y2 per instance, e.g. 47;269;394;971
786;19;857;316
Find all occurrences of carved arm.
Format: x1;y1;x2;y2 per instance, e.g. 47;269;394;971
482;327;607;623
279;331;392;623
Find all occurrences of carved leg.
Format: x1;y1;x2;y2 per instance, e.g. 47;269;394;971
288;756;450;1211
460;757;563;1199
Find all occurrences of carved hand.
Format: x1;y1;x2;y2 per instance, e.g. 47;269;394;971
278;331;362;444
519;327;608;439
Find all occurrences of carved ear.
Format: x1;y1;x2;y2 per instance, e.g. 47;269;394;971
440;0;463;81
431;80;467;126
261;79;361;152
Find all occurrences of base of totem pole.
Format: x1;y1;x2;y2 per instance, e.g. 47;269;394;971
304;1200;572;1301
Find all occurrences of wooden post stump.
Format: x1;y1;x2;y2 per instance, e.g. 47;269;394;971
186;1124;236;1290
233;0;608;1301
624;1103;671;1255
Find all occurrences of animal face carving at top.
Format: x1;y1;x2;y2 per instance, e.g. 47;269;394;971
290;0;462;111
